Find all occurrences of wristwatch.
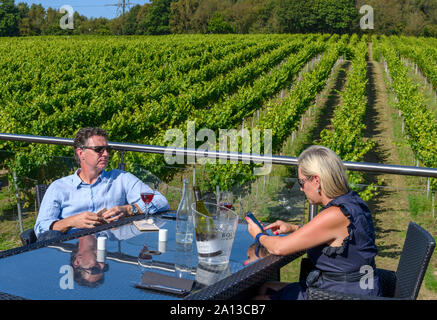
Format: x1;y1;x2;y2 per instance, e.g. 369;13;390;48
130;204;139;215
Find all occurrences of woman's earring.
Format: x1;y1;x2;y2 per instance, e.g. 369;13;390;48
317;188;321;194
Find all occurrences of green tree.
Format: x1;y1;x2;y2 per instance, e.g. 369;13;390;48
72;12;95;35
140;0;175;35
316;0;358;34
90;17;111;35
208;12;235;33
0;0;19;36
169;0;200;33
17;2;30;35
356;0;404;35
190;0;233;33
423;24;437;37
122;4;141;35
41;7;69;35
110;16;124;35
226;0;271;33
273;0;318;33
135;3;151;34
27;4;45;35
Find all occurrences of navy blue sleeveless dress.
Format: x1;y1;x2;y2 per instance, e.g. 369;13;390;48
271;191;381;300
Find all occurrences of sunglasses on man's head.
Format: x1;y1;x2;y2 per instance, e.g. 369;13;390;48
81;145;111;154
77;264;109;275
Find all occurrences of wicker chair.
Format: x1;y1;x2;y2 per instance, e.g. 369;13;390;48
306;222;435;300
19;184;48;246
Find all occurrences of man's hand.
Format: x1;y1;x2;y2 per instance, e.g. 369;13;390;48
52;211;104;233
101;205;130;223
70;211;104;229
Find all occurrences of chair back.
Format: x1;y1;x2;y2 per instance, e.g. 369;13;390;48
20;184;49;246
394;222;435;299
35;184;48;210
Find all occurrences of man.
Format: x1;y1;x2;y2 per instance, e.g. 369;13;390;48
70;235;107;288
34;127;169;239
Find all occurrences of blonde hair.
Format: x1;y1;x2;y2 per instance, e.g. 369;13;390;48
297;145;350;199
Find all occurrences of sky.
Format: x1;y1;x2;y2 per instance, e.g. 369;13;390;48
19;0;149;19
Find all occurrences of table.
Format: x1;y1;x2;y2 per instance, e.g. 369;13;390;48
0;214;304;300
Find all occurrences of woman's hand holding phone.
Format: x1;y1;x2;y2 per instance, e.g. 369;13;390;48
264;220;299;235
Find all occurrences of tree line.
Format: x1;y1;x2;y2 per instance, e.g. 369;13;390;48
1;0;437;37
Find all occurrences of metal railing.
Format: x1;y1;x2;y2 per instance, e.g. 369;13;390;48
1;132;437;221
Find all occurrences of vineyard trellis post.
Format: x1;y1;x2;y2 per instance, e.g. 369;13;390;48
12;171;24;234
427;178;430;199
433;192;435;218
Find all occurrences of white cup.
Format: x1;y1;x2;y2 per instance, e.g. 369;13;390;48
158;229;168;242
97;236;107;250
158;241;167;253
97;249;106;263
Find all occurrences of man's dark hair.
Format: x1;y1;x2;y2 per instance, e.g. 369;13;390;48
73;127;108;164
70;244;105;288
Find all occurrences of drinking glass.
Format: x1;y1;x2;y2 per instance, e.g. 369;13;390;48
141;191;154;216
218;191;233;210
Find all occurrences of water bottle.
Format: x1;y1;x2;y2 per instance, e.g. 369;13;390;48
176;179;194;245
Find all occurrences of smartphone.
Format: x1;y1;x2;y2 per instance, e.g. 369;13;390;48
245;212;266;234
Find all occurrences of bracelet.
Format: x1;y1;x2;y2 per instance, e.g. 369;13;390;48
255;232;265;246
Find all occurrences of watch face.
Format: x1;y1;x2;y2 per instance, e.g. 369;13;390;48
131;204;138;214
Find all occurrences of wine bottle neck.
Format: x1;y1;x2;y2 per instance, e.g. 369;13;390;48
193;187;202;202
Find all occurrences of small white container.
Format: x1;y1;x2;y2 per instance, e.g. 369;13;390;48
158;241;167;253
158;229;168;242
97;236;107;250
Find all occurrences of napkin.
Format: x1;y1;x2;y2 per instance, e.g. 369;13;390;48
133;219;160;232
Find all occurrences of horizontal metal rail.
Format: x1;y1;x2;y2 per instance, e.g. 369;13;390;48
1;132;437;178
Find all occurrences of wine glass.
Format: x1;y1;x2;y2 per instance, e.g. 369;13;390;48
141;191;154;216
219;191;233;210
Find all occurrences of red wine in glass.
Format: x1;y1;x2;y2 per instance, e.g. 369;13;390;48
219;202;233;209
141;192;154;205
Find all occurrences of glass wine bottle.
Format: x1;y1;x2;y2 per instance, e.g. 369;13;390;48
175;179;194;245
192;186;222;260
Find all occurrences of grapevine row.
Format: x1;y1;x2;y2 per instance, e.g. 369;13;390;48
319;35;376;199
200;35;347;190
373;36;437;189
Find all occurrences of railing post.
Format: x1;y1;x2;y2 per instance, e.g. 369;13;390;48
308;203;318;221
118;151;125;171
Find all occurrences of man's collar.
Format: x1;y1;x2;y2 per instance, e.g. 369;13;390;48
73;169;107;188
72;169;83;188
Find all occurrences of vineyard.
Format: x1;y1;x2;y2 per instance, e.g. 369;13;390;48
0;34;437;298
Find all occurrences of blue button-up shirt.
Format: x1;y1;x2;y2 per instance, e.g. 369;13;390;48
34;169;170;238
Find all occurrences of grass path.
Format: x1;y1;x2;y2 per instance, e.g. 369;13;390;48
364;43;436;299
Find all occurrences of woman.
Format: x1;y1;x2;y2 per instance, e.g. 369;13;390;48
246;145;381;299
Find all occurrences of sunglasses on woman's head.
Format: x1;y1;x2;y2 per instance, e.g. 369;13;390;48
298;176;312;188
